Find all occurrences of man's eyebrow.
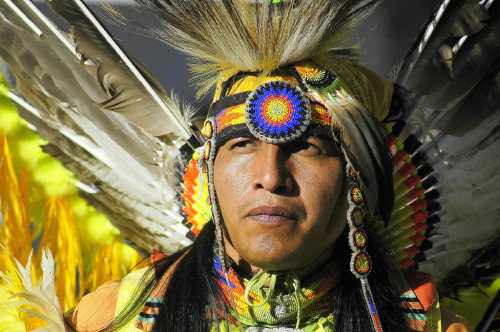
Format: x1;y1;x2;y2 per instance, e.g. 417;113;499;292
300;131;334;142
310;134;332;141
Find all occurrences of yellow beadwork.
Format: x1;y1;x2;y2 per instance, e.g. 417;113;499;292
351;187;364;205
201;121;213;139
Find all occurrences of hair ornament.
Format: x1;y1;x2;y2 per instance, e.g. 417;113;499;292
346;169;372;279
201;120;214;140
351;229;368;250
202;118;228;276
344;158;384;332
295;63;337;91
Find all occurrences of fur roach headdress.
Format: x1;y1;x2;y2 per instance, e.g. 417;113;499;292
117;0;380;98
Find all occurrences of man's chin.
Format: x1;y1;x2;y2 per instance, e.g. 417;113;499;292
239;248;301;272
229;233;308;271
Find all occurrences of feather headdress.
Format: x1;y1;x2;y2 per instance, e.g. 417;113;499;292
109;0;378;98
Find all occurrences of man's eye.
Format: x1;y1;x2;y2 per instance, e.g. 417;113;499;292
290;141;321;155
230;138;256;150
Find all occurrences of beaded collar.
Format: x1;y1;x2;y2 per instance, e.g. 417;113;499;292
132;255;434;331
212;256;337;330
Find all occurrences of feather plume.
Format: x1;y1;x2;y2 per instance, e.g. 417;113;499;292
393;0;500;284
1;249;66;332
107;0;378;98
0;97;144;326
39;197;84;311
0;1;194;253
48;0;194;139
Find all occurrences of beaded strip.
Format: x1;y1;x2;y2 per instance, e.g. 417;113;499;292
400;289;428;331
181;150;211;237
343;150;384;332
201;118;230;276
215;101;331;135
135;297;163;332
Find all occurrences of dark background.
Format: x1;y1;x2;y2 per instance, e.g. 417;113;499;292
79;0;442;108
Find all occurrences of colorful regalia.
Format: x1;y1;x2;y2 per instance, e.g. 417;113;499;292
0;0;499;331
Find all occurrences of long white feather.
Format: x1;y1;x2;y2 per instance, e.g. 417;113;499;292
0;1;194;252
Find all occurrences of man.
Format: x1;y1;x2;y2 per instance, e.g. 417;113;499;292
70;1;471;331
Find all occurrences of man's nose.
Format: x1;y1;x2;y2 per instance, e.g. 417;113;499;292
252;143;293;194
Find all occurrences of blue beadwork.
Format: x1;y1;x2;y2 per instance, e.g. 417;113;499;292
245;81;311;143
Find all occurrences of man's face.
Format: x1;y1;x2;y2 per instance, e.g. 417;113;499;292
213;134;347;272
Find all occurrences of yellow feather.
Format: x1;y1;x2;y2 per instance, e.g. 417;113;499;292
0;137;33;267
39;197;84;311
86;240;142;292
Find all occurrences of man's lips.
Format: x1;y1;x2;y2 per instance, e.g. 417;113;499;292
246;206;298;224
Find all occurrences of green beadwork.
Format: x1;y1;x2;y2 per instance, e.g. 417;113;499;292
354;253;371;275
353;230;368;249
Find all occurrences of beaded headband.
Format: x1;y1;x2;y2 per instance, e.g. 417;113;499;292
207;87;333;146
205;62;338;146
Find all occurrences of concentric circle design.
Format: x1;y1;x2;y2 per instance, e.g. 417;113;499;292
245;81;311;143
295;64;336;89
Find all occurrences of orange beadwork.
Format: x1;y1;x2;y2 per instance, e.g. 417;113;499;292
215;102;332;134
295;62;336;90
181;153;211;236
311;103;332;126
296;64;325;81
216;104;246;133
261;96;294;125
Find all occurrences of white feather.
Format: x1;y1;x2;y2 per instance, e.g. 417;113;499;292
4;249;66;332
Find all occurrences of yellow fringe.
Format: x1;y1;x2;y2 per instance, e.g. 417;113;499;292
40;197;84;311
0;137;32;269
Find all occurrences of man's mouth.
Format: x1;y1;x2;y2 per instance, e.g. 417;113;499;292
246;206;298;224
